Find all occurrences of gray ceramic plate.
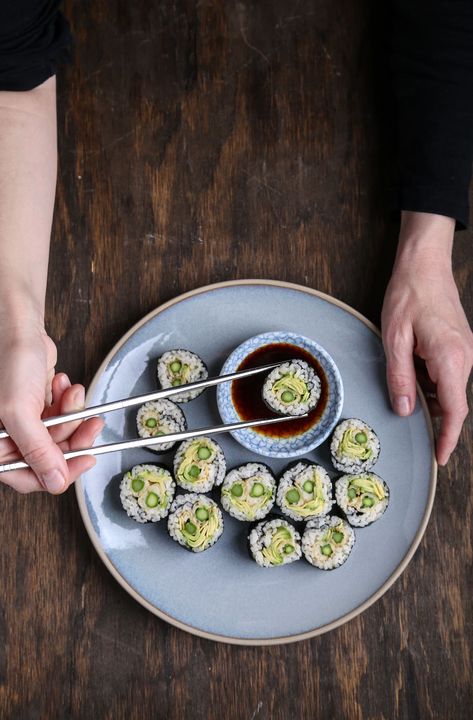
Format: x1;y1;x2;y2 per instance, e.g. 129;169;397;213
76;280;437;645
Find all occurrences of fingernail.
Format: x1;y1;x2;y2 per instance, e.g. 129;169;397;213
58;374;71;391
74;387;85;410
41;469;66;493
393;395;410;416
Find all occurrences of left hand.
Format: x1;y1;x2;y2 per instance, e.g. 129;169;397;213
381;211;473;465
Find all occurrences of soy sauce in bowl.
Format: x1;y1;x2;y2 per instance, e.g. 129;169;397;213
231;342;329;438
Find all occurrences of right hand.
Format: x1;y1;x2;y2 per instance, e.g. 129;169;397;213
0;324;103;494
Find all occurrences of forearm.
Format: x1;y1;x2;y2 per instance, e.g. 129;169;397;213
0;76;57;328
393;211;455;274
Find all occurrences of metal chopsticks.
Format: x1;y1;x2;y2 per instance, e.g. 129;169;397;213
0;414;302;473
0;362;281;442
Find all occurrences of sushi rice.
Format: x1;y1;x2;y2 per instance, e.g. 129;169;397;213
277;461;334;521
302;515;355;570
173;437;226;492
157;349;208;402
262;359;321;416
167;493;224;552
335;472;389;527
330;418;380;473
120;464;175;523
248;517;302;567
221;462;276;521
136;398;187;452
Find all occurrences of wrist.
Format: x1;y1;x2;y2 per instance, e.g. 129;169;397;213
0;283;45;331
394;211;455;276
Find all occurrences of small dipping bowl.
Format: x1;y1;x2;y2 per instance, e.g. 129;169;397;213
217;331;344;458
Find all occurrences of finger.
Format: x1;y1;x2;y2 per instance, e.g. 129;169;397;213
0;454;97;494
427;355;469;465
59;416;104;453
50;373;71;407
48;384;86;443
2;405;69;494
1;417;102;494
383;323;417;416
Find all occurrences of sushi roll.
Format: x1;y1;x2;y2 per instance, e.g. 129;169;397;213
262;359;321;416
221;462;276;521
302;515;355;570
330;418;380;472
136;398;187;453
277;461;333;522
156;349;208;402
167;493;224;552
120;464;175;523
335;472;389;527
173;437;226;492
248;518;302;567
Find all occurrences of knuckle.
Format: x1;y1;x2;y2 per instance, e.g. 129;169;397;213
384;323;412;354
458;402;469;420
447;341;466;368
386;370;413;392
21;442;55;468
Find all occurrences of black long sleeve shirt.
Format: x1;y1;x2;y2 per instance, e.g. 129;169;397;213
1;1;472;228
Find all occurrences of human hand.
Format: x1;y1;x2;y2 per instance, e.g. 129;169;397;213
381;211;473;465
0;323;103;493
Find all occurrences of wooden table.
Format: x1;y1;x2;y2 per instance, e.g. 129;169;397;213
1;2;471;717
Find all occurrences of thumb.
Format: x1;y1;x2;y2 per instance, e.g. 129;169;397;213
383;323;417;416
3;407;68;493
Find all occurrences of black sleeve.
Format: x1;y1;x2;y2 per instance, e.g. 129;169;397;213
0;0;72;91
390;0;473;229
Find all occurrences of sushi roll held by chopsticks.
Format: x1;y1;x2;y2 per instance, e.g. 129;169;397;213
262;359;321;416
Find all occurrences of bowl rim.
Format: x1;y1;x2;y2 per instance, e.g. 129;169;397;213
216;330;344;457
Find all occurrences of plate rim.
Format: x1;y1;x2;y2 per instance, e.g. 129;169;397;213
75;278;437;646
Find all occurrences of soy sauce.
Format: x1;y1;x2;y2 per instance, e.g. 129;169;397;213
231;342;328;438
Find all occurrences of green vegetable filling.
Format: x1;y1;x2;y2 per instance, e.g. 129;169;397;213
195;507;209;521
176;440;216;487
129;468;171;512
131;478;145;493
179;504;221;550
145;418;157;428
197;446;212;460
332;531;344;544
250;483;264;498
223;475;273;520
272;373;309;406
145;492;159;508
261;527;294;565
321;544;333;557
170;360;182;373
286;488;300;505
281;390;295;403
338;427;373;461
284;468;327;518
346;475;385;512
184;521;197;535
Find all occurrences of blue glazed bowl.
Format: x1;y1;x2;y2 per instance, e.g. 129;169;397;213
217;331;344;458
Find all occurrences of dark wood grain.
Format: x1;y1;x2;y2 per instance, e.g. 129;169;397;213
0;1;472;718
